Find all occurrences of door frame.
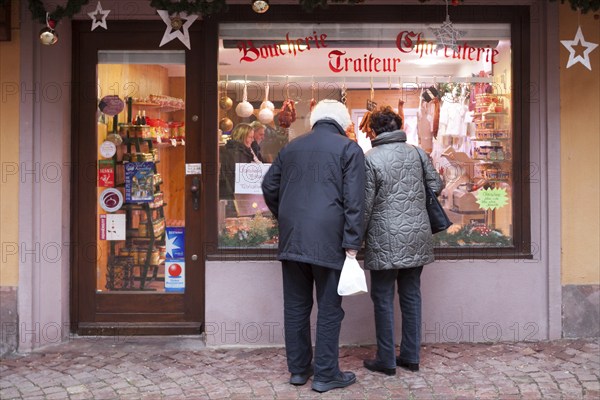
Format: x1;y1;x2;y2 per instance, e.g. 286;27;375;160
70;20;210;335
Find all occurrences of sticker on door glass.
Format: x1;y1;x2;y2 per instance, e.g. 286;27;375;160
99;140;117;158
99;214;126;241
185;163;202;175
98;159;115;187
165;227;185;259
165;260;185;292
99;188;124;212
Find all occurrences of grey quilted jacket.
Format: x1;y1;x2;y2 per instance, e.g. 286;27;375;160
363;130;444;270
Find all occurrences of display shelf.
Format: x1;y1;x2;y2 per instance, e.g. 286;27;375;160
125;233;166;240
472;138;510;142
133;101;184;113
121;201;166;210
472;159;511;163
154;139;185;147
472;111;509;117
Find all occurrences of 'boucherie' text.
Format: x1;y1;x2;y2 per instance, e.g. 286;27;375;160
237;32;328;62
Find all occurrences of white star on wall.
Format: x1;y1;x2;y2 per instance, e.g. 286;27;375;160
560;26;598;71
431;16;467;53
157;10;198;50
87;1;110;31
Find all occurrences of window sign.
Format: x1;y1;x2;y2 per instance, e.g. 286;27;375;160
234;163;271;194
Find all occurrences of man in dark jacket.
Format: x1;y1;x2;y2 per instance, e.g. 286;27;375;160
262;100;365;393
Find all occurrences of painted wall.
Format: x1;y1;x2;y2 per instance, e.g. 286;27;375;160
0;0;20;287
559;5;600;285
0;0;20;357
17;0;72;352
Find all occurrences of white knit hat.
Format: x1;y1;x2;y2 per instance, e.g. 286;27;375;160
309;99;351;130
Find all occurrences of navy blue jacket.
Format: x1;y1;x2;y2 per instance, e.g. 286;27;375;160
261;120;365;269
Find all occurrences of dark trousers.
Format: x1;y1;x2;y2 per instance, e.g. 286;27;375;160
282;260;344;380
369;266;424;368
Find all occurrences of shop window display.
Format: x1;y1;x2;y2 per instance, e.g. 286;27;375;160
217;23;514;250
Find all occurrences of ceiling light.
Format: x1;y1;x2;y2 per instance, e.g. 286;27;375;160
252;0;269;14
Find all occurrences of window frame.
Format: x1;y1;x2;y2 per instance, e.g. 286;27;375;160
203;4;531;261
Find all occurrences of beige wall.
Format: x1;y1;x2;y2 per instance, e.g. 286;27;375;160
560;4;600;285
0;1;20;287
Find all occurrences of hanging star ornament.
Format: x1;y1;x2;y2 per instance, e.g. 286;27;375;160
157;10;198;50
560;26;598;71
87;1;111;31
431;16;467;53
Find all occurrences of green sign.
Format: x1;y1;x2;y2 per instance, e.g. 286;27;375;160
476;188;508;210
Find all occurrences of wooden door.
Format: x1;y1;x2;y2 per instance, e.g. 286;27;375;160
71;21;211;335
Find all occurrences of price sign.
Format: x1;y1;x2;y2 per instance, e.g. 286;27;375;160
476;188;509;210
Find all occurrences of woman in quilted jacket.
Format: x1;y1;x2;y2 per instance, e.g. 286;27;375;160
362;106;443;376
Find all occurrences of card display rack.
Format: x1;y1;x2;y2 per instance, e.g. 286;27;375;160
105;128;167;291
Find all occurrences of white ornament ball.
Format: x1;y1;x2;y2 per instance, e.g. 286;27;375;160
235;101;254;118
258;107;274;124
260;100;274;111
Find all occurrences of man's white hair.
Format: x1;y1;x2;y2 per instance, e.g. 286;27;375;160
309;99;351;130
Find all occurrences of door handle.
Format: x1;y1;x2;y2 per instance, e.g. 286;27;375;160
190;176;200;211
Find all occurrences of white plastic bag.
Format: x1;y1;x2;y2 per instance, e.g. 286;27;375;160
337;255;368;296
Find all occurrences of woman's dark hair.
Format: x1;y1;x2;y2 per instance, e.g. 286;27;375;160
369;105;403;135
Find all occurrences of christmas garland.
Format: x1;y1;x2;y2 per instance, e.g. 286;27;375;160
149;0;227;16
551;0;600;13
299;0;365;12
14;0;600;24
27;0;91;24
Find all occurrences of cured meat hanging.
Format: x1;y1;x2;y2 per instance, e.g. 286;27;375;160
398;99;405;130
278;99;296;128
359;111;375;140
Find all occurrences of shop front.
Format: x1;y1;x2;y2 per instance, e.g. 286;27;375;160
9;1;564;350
69;2;552;343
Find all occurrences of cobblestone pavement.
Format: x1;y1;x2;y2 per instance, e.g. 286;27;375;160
1;337;598;399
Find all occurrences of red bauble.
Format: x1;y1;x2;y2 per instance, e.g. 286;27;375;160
168;264;182;277
48;19;57;29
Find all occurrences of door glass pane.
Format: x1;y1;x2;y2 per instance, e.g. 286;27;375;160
96;51;186;292
217;22;514;249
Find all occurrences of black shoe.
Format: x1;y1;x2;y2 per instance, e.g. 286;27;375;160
289;366;314;386
396;357;419;372
363;359;396;376
311;371;356;393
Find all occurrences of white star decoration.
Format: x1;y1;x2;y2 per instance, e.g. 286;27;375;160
87;1;110;31
561;26;598;71
165;231;181;258
431;16;467;53
157;10;198;50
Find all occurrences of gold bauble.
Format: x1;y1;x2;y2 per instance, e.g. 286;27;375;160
39;27;58;45
219;117;234;132
219;96;233;110
170;16;183;31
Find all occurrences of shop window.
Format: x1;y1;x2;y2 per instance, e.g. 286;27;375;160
217;22;519;253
